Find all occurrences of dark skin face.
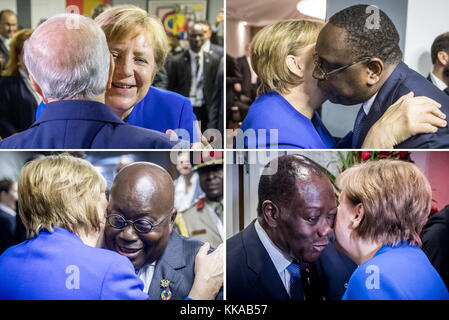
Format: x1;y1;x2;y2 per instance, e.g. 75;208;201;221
104;163;176;269
188;24;205;53
198;165;223;202
313;23;387;105
260;174;337;263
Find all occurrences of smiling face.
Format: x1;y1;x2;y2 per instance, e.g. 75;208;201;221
104;164;175;269
270;174;337;263
105;28;155;119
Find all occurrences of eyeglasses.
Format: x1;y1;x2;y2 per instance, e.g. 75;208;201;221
313;53;372;80
106;210;173;233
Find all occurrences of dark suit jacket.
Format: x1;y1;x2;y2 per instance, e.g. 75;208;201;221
0;100;189;149
352;62;449;148
166;49;220;116
0;208;16;255
148;231;223;300
0;75;38;139
226;220;326;300
208;56;223;135
208;43;224;57
422;205;449;289
236;56;257;103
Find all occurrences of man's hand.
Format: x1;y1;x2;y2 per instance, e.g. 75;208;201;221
363;92;447;148
188;242;224;300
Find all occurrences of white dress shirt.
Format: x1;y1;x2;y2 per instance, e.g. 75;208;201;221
430;72;447;91
361;92;379;116
254;220;295;297
0;203;16;217
137;261;156;294
188;49;204;107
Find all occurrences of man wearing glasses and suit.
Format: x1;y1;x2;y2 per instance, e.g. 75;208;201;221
104;161;223;300
313;5;449;149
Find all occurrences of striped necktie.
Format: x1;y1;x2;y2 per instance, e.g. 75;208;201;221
286;262;304;300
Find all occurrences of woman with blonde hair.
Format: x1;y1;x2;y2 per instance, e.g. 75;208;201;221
0;29;40;138
236;20;446;149
35;5;201;145
0;154;222;299
335;159;449;299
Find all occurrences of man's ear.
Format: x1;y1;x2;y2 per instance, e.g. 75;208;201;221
168;208;178;233
286;54;305;79
262;200;280;228
351;203;365;229
437;51;449;67
366;58;384;86
106;52;115;91
29;74;47;104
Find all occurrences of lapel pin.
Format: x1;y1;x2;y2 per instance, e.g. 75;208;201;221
160;279;172;300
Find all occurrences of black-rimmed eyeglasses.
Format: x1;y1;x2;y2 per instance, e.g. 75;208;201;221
313;53;372;80
106;211;173;233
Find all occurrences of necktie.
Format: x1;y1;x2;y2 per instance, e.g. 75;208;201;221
195;55;200;76
352;105;367;148
286;263;304;300
214;202;223;222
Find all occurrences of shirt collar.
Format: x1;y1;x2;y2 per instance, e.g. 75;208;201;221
254;220;292;274
0;203;16;217
362;92;378;115
0;34;9;46
430;72;447;91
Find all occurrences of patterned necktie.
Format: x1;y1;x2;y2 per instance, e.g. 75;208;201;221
286;262;304;300
352;105;367;148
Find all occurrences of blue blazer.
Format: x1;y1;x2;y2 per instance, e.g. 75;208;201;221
0;228;148;300
35;86;198;143
0;99;188;149
236;91;336;149
350;62;449;149
343;242;449;300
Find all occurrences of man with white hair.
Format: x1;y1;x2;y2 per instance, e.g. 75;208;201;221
0;14;187;149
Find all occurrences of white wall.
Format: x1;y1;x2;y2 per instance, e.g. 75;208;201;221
31;0;65;28
226;18;250;58
403;0;449;77
0;0;17;12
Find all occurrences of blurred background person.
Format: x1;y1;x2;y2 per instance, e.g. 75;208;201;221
176;155;223;248
428;32;449;95
0;29;38;139
422;204;449;289
0;9;17;70
335;160;449;300
0;178;18;254
198;20;223;57
91;3;112;20
173;152;203;213
165;22;220;133
235;43;258;107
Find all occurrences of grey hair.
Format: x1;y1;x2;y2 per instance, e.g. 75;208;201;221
23;13;110;100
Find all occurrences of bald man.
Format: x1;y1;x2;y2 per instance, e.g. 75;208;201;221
0;13;187;149
104;162;223;300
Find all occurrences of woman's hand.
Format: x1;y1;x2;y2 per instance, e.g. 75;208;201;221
363;92;447;148
187;242;224;300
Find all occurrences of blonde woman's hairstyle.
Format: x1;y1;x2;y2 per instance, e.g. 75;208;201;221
18;154;106;239
336;160;432;247
2;28;33;77
250;20;323;95
95;5;169;75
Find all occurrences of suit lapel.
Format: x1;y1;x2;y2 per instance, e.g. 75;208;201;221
148;232;186;300
355;63;406;148
243;220;290;300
